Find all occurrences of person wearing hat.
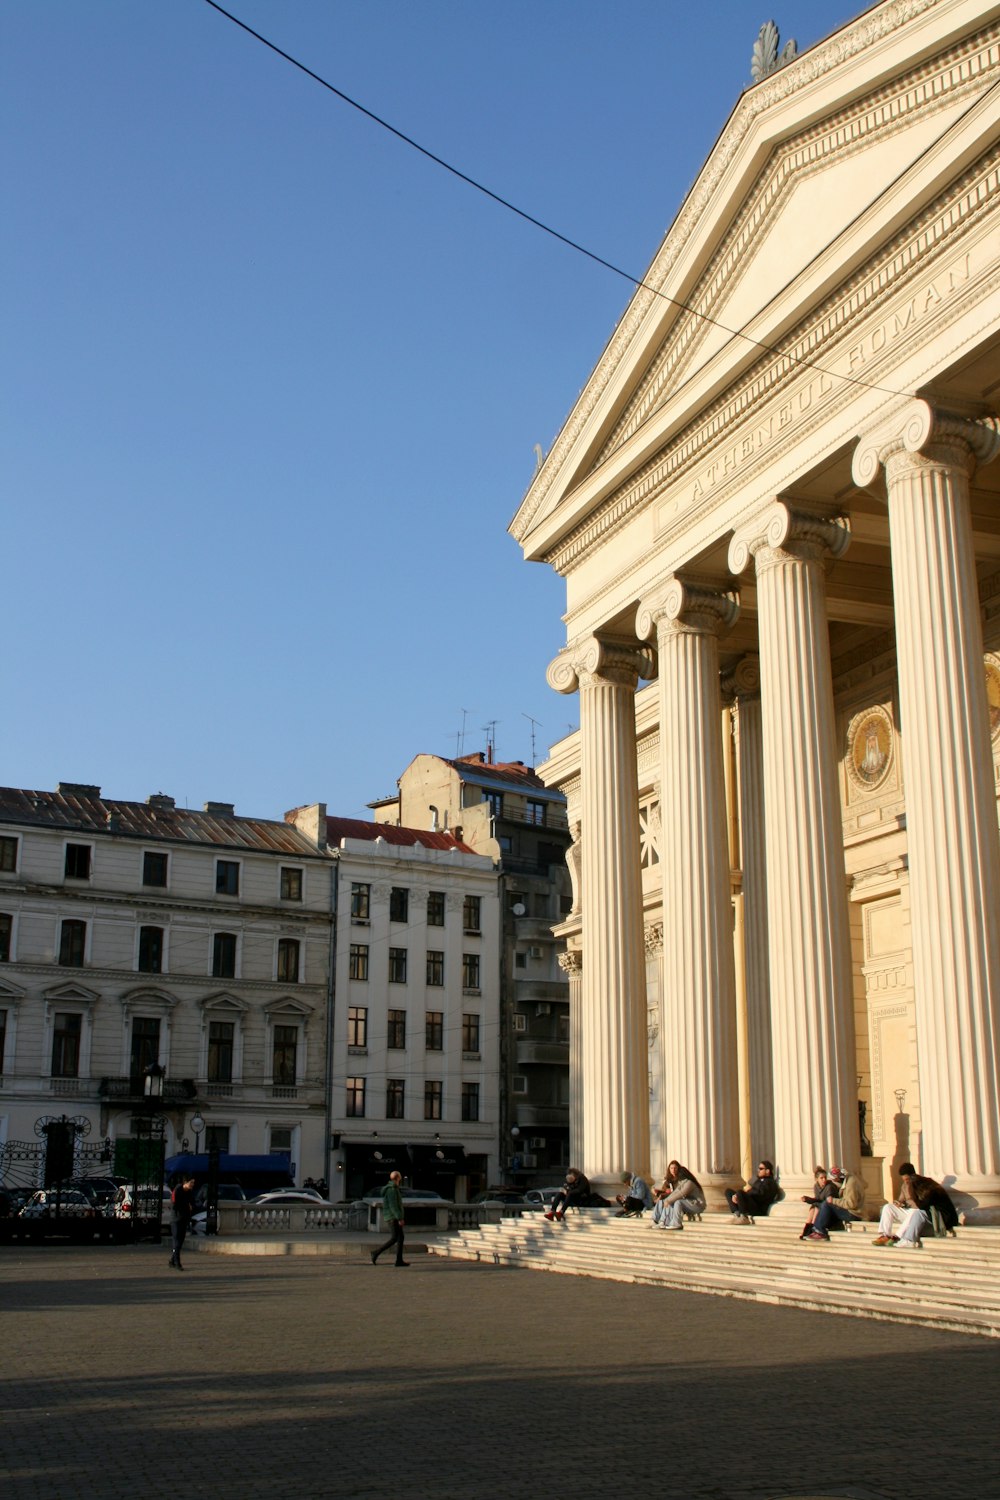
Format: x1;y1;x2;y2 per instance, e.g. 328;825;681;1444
804;1165;867;1241
614;1170;653;1217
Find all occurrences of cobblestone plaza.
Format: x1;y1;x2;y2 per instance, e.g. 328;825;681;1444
2;1245;996;1500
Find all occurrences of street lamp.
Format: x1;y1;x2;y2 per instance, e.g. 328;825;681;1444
189;1113;205;1154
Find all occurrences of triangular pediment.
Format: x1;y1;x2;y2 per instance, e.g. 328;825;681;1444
199;990;250;1014
512;5;999;561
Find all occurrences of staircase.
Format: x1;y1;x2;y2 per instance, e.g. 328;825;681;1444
428;1211;1000;1338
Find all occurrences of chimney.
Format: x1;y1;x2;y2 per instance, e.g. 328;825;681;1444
204;801;235;817
57;782;101;799
147;794;176;810
284;803;328;849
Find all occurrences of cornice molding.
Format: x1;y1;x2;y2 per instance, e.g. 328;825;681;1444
513;0;984;547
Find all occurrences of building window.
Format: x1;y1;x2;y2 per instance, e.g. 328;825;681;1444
58;919;86;968
351;883;370;922
142;851;168;888
130;1017;160;1085
426;890;445;927
51;1013;82;1078
208;1021;234;1083
64;843;91;880
461;1082;480;1122
558;1014;570;1042
347;1005;368;1048
462;953;480;991
387;1009;406;1049
270;1126;293;1156
212;932;237;979
346;1076;366;1118
280;867;303;901
513;1074;527;1094
216;859;240;896
138;925;164;974
514;1012;527;1033
424;1080;442;1120
0;835;18;872
425;1011;443;1051
349;943;369;981
515;950;527;969
277;938;300;983
386;1078;405;1119
205;1124;230;1154
389;887;409;923
462;1014;480;1053
487;791;503;818
526;799;546;826
0;913;11;963
388;947;407;984
0;1009;6;1071
426;951;444;987
498;835;513;853
462;894;481;933
273;1024;298;1086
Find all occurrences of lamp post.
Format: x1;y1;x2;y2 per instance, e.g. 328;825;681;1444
131;1063;167;1245
189;1113;205;1155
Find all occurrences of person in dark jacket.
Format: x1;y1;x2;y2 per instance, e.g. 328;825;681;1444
725;1160;779;1223
169;1176;196;1271
797;1166;837;1239
370;1170;408;1266
544;1168;591;1222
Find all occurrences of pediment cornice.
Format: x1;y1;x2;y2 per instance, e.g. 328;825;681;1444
511;0;993;555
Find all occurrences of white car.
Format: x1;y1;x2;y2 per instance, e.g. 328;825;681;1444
114;1185;172;1230
525;1187;563;1207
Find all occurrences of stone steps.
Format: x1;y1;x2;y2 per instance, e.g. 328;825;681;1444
428;1214;1000;1338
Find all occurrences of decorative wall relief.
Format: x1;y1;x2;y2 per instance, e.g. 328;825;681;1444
985;653;1000;742
846;703;895;795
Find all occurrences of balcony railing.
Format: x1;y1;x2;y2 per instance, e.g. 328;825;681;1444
98;1077;198;1104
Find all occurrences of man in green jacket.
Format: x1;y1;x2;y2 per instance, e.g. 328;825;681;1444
370;1170;408;1267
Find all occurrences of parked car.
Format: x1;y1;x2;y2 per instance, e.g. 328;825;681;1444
525;1187;563;1207
472;1188;527;1205
250;1188;327;1206
18;1188;108;1238
114;1185;172;1230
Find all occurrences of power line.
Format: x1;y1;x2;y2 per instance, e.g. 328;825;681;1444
201;2;990;408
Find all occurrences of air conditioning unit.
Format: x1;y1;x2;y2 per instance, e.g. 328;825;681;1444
529;1137;546;1150
521;1153;538;1169
529;945;544;959
536;1002;551;1016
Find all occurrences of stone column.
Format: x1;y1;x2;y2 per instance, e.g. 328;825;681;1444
730;504;858;1193
722;656;775;1166
557;949;583;1166
548;638;651;1186
637;579;740;1196
644;922;666;1171
854;401;1000;1211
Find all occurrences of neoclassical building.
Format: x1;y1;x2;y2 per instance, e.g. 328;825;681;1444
512;0;1000;1216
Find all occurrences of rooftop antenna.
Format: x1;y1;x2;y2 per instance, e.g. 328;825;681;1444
458;707;470;758
522;712;541;768
483;720;498;765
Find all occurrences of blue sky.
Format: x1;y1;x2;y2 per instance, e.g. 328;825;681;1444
4;1;867;821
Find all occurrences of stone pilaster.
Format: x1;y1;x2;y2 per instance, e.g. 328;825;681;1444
637;579;740;1192
548;638;651;1185
854;401;1000;1212
729;504;858;1193
722;656;775;1167
557;949;583;1166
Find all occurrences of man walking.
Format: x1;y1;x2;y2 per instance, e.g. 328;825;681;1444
168;1175;196;1271
371;1170;408;1267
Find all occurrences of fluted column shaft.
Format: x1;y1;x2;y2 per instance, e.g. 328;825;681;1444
558;950;584;1165
726;658;775;1165
730;505;858;1190
638;580;740;1186
855;402;1000;1200
549;639;650;1183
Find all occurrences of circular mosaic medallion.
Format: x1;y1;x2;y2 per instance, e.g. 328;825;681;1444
985;654;1000;742
846;705;894;792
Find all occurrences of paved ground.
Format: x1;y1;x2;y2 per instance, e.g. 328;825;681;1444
1;1241;997;1500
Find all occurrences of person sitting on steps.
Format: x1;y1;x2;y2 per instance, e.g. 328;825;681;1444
724;1160;779;1223
650;1161;706;1230
873;1163;957;1248
805;1165;867;1242
797;1165;837;1239
615;1170;653;1217
544;1168;590;1222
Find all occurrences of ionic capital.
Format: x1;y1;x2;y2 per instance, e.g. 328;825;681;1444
853;399;1000;499
636;576;739;645
721;654;762;704
729;500;850;577
547;635;654;695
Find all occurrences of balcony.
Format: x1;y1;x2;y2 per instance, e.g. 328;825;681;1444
515;1040;569;1066
510;1102;569;1128
98;1077;198;1105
